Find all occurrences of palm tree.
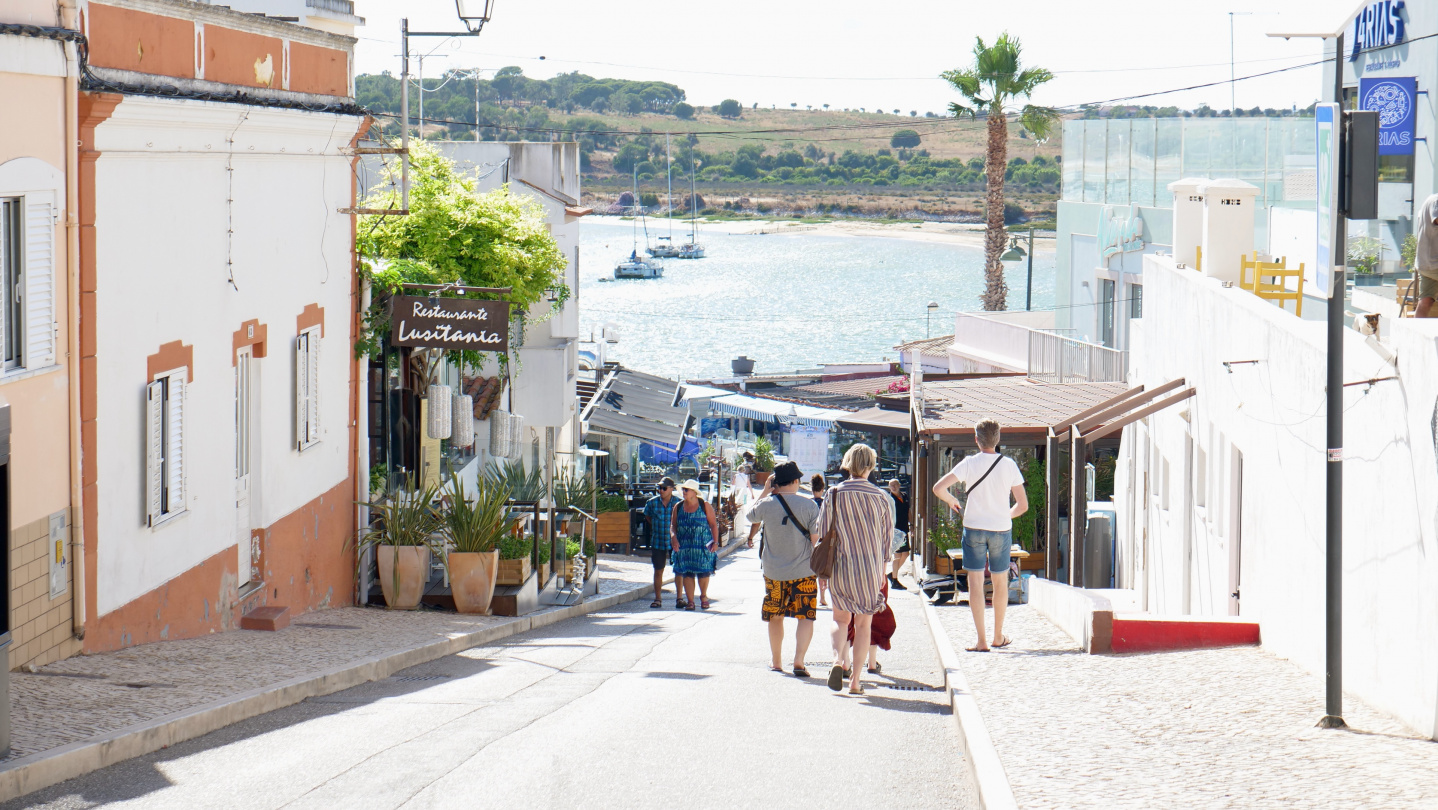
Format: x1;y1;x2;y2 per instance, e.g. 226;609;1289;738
942;33;1057;310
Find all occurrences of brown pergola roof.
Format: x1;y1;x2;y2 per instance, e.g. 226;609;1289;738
917;378;1131;443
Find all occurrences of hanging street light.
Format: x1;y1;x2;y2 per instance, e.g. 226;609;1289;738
453;0;496;34
926;301;939;338
1000;237;1027;263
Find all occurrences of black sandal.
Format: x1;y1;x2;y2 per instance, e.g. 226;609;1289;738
793;666;810;678
649;600;662;609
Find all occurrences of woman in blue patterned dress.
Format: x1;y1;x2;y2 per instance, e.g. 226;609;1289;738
671;479;720;610
815;444;893;694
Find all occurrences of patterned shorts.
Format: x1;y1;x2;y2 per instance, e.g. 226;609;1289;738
762;576;818;622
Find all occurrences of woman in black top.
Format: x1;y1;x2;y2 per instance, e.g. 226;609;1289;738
888;479;910;590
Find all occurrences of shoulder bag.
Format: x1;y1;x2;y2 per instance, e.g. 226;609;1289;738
808;491;839;579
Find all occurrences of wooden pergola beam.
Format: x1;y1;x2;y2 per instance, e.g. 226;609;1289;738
1074;378;1187;435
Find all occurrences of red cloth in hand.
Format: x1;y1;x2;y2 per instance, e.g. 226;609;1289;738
846;581;896;651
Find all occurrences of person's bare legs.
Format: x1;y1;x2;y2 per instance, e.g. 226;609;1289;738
682;576;696;606
831;608;853;662
849;613;873;692
652;565;665;604
817;578;828;606
866;643;879;672
891;551;910;580
698;575;711;606
767;616;785;669
966;569;989;651
794;618;814;671
991;570;1009;644
1418;296;1435;318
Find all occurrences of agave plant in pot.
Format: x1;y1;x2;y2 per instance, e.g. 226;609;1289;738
356;476;443;610
440;475;511;615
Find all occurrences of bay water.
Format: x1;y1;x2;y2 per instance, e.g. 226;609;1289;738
577;219;1055;380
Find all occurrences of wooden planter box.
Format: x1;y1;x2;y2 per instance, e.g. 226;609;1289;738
538;562;550;584
496;556;531;586
1019;552;1045;572
934;555;954;576
597;512;630;548
558;558;596;581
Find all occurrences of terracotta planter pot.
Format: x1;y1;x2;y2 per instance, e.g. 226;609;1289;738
376;545;431;610
449;550;499;615
752;471;771;486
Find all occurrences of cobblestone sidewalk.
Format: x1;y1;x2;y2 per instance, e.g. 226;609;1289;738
2;555;656;765
935;603;1438;809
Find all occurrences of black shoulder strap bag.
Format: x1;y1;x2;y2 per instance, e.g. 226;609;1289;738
770;493;811;557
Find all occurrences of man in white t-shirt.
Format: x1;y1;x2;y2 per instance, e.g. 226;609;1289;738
1415;192;1438;317
931;419;1029;652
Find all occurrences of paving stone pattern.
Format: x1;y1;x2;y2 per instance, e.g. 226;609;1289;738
936;603;1438;809
2;556;657;763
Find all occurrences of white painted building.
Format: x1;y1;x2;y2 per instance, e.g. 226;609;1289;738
1115;198;1438;738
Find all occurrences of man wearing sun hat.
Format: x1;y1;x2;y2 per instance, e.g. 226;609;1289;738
643;478;684;609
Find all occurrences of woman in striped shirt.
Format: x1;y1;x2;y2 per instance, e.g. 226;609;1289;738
815;443;894;694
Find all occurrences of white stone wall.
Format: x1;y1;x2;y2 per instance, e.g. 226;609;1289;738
1118;252;1438;737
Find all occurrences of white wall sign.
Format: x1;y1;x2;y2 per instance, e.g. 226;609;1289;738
1097;204;1146;265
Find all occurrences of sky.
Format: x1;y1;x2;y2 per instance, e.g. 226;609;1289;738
350;0;1362;115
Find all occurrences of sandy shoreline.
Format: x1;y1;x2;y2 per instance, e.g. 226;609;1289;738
589;215;1055;251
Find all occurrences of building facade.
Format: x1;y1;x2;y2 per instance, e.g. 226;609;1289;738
77;0;367;651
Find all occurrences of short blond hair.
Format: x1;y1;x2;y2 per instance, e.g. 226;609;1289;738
975;419;1001;450
841;443;876;477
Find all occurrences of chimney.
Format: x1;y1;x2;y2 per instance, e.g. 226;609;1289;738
1167;178;1207;269
1197;179;1259;284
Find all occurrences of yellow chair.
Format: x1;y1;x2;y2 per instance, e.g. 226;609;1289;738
1252;261;1305;317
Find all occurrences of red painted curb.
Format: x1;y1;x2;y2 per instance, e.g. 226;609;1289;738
1110;617;1259;653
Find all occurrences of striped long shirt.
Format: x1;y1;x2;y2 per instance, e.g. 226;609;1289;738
815;478;894;615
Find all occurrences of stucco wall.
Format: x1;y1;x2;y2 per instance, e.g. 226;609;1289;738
1120;252;1438;737
90;96;360;616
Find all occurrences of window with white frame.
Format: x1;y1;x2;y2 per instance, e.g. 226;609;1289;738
295;326;321;450
0;195;56;374
145;369;188;526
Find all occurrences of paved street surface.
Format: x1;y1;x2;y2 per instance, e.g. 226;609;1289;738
0;558;657;764
7;548;975;809
937;602;1438;809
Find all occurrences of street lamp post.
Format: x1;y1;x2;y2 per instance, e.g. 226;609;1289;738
926;301;939;338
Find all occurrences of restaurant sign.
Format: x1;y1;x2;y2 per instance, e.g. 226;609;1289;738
389;295;509;353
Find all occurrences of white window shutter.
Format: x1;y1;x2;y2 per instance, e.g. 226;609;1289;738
24;198;55;369
307;330;321;445
166;371;186;511
295;332;309;449
145;380;164;526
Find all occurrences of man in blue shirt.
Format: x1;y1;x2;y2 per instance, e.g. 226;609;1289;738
643;478;683;609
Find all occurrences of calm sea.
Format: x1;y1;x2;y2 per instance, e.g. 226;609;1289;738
576;219;1055;380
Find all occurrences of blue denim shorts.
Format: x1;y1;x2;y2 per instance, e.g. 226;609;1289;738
962;528;1012;574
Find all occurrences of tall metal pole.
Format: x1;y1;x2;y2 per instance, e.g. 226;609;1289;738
1026;226;1035;312
400;18;409;211
1320;31;1347;730
1230;12;1236;114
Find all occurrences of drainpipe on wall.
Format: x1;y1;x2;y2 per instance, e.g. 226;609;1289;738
59;0;86;639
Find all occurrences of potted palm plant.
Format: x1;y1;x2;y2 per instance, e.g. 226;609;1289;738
356;476;442;610
752;436;776;485
440;475;510;615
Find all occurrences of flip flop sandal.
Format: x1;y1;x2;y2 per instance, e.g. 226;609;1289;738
993;635;1013;649
827;665;845;692
966;645;991;653
867;663;883;674
793;666;810;678
848;685;866;696
770;665;785;673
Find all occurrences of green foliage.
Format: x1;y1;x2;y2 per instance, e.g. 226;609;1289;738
1402;233;1418;273
928;516;962;554
369;463;387;495
355;143;567;360
890;129;922;148
484;461;547;502
564;538;581;558
553;468;598;512
440;474;512;554
1347;236;1384;274
596;493;629;514
716;98;743;118
673;101;695;119
941;33;1058;139
1011;458;1045;551
356;474;442;550
497;532;530;560
753;437;775;472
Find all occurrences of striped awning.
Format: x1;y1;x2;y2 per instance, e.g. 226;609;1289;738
707;394;846;429
580;369;692;450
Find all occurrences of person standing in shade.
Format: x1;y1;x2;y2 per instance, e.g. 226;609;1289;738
746;462;819;677
643;478;683;609
931;419;1028;652
817;443;893;695
887;479;911;590
1415;191;1438;317
810;473;830;607
671;479;720;610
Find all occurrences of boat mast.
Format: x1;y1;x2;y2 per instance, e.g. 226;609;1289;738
690;150;698;242
666;134;674;240
631;164;638;255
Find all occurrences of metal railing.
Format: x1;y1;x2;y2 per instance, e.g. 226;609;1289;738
306;0;355;14
1028;331;1127;383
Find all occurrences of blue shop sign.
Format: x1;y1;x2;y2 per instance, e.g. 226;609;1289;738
1350;1;1406;62
1359;76;1416;155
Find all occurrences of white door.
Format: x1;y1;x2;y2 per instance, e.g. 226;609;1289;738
236;348;254;586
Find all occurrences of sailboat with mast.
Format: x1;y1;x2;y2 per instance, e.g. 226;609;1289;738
649;134;680;258
677;148;705;259
614;165;664;279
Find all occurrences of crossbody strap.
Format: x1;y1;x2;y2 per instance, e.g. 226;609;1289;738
967;455;1005;496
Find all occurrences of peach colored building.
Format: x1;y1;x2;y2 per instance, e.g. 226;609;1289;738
0;0;85;673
